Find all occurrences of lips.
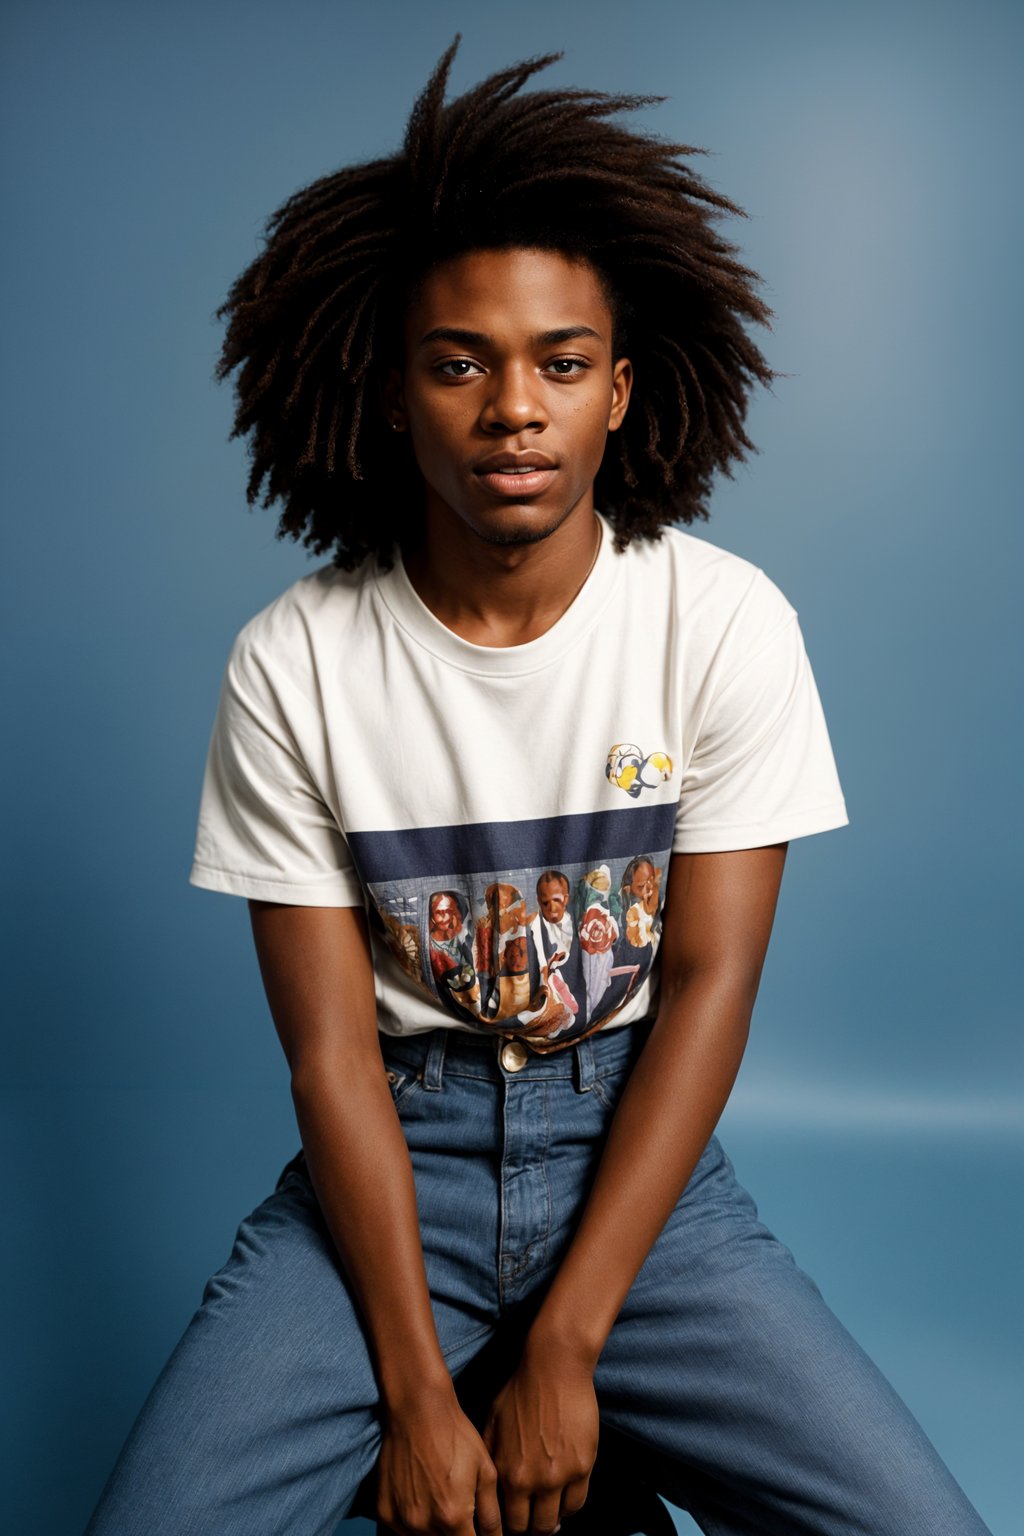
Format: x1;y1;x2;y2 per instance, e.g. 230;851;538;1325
473;450;558;499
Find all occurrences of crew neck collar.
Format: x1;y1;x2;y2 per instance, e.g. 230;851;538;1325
373;512;622;677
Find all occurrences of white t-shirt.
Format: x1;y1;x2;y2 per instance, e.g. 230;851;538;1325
190;514;848;1051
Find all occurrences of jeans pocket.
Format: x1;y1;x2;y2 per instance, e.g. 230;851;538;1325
592;1065;632;1112
384;1063;425;1110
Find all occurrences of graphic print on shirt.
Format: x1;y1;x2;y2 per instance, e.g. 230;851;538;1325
350;803;674;1052
606;743;674;799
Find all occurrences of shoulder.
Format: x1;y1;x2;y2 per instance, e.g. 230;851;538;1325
226;557;375;700
616;524;797;657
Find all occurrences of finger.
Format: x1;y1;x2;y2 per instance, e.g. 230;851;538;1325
503;1487;531;1536
559;1474;590;1519
475;1462;503;1536
529;1491;562;1535
372;1499;402;1536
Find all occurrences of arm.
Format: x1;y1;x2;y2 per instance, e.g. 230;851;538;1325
482;845;787;1535
249;900;501;1536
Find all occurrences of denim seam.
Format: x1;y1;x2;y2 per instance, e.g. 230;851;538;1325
439;1067;562;1082
414;1063;634;1083
540;1084;553;1253
592;1078;616;1110
389;1074;425;1109
446;1321;497;1359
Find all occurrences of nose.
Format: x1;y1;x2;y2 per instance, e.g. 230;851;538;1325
479;361;548;435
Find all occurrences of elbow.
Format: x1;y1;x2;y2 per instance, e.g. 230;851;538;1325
658;960;762;1029
289;1044;382;1106
660;958;764;1007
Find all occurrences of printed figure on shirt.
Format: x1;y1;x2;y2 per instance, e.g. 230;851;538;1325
368;851;672;1043
474;881;537;1022
427;890;480;1014
535;870;576;970
378;896;422;984
517;870;580;1039
576;864;622;1017
621;855;664;949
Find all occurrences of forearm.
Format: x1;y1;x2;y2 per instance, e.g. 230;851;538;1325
291;1053;451;1410
248;901;452;1412
525;969;755;1366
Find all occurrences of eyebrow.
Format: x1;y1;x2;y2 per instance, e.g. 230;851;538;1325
417;325;604;349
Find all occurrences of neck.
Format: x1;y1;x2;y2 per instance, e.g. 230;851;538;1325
400;494;603;648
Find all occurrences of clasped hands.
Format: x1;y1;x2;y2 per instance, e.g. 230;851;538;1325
376;1337;599;1536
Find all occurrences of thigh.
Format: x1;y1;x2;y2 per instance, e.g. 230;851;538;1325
85;1151;496;1536
594;1137;991;1536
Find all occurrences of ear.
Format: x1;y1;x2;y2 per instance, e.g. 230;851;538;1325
381;365;407;432
607;356;633;432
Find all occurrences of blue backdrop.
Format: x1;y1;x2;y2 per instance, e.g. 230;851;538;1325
2;2;1020;1532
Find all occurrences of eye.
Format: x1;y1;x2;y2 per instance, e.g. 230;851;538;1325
546;357;591;377
434;358;483;377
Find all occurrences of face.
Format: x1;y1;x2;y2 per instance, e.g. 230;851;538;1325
429;893;461;942
500;895;526;931
538;875;569;923
628;860;660;913
389;247;632;548
487;882;525;931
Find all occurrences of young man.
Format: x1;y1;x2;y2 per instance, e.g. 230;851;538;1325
86;41;991;1536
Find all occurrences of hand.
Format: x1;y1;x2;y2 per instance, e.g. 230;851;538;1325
377;1380;502;1536
482;1340;598;1536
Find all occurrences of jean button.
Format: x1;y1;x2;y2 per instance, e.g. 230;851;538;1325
500;1039;530;1072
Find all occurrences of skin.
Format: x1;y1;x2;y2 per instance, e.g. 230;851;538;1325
385;247;632;648
249;247;788;1536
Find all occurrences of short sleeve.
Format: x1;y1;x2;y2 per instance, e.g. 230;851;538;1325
189;634;365;906
673;581;849;854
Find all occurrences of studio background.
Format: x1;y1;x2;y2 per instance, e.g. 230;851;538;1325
2;2;1020;1532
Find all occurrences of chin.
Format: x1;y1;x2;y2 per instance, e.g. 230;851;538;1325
474;521;554;548
460;499;578;548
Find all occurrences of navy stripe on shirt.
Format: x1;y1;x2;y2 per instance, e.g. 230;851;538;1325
348;803;677;886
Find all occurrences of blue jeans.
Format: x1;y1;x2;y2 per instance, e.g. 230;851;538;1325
85;1022;990;1535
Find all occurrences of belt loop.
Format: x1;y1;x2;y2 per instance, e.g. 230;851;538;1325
574;1035;597;1093
422;1030;447;1092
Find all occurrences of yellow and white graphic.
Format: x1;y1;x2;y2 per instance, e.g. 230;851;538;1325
606;743;674;800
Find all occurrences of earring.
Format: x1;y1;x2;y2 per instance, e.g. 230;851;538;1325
391;419;403;432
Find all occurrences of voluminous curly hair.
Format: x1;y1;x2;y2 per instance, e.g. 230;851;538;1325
217;37;774;569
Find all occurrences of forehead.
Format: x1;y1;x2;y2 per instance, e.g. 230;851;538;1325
405;247;613;345
539;874;568;891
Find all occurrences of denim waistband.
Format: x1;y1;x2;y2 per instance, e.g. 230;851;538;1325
378;1019;653;1089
